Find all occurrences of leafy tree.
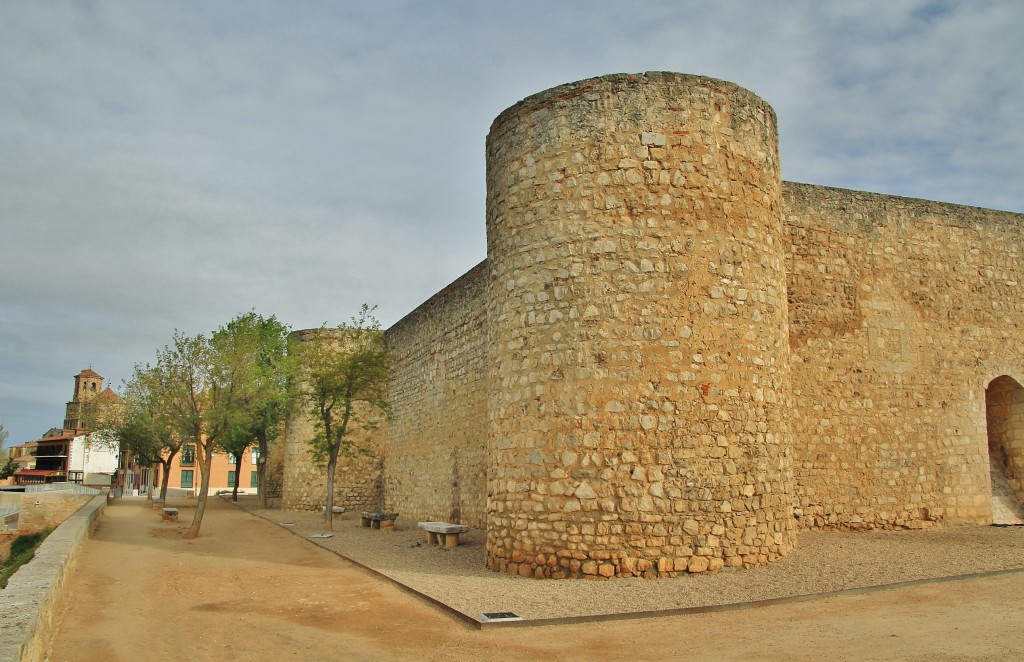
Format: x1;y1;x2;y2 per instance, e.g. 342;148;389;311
151;316;285;537
293;305;391;531
104;364;186;503
123;312;289;535
0;422;8;470
211;313;292;508
153;331;243;538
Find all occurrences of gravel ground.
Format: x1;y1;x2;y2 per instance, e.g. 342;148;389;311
230;497;1024;623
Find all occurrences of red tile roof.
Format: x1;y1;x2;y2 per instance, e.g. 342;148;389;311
32;434;75;443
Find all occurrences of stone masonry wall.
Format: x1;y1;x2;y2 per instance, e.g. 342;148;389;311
12;492;93;534
484;72;795;579
381;263;489;528
784;182;1024;529
0;494;105;662
281;410;382;513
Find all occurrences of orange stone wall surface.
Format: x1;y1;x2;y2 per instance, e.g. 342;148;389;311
483;73;795;578
785;182;1024;530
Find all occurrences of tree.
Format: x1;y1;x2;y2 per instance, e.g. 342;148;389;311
211;313;292;507
293;305;391;531
153;331;244;538
158;315;287;536
106;364;186;503
126;313;289;535
0;421;8;451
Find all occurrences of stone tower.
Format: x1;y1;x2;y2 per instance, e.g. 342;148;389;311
484;72;796;578
64;368;104;430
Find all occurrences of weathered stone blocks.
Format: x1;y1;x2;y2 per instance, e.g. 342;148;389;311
784;184;1024;531
484;72;796;578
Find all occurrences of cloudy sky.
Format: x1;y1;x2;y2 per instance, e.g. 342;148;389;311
1;1;1021;445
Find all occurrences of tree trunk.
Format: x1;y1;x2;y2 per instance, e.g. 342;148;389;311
159;459;171;503
231;451;242;502
323;445;339;532
186;443;214;539
148;462;157;503
256;430;268;510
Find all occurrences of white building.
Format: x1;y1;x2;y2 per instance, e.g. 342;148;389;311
67;432;119;487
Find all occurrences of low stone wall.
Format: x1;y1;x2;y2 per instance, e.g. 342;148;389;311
24;482;99;495
0;493;106;662
16;492;95;534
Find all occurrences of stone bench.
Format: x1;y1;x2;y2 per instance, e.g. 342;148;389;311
161;507;179;522
418;521;470;548
360;511;398;530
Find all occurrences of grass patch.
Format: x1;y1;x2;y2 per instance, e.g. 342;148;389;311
0;530;51;589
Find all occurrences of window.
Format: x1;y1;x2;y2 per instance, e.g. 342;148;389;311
228;453;237;465
227;471;236;488
250;471;258;488
181;470;194;489
181;444;196;467
251;448;259;465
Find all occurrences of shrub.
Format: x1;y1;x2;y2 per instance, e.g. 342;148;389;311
1;530;51;589
9;531;45;557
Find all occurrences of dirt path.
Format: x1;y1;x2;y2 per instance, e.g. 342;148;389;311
49;498;1024;661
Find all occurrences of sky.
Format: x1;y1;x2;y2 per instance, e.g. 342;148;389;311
1;0;1022;445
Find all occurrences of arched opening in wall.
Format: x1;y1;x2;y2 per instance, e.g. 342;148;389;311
986;375;1024;525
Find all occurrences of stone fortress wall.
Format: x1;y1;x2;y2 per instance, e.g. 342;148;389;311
378;263;490;527
283;72;1024;580
784;183;1024;529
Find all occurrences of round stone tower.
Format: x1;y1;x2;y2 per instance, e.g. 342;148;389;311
485;72;795;578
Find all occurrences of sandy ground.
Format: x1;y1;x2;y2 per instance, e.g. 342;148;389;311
238;498;1024;621
48;497;1024;661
